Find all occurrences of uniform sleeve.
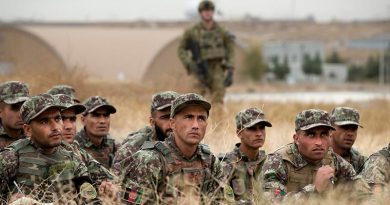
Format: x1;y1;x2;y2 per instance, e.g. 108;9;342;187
361;154;389;186
112;137;143;176
261;153;289;201
0;150;18;193
80;148;114;185
122;150;163;204
334;154;357;182
222;27;235;68
177;28;192;70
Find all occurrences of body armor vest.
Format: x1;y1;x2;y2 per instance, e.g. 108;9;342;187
193;24;227;60
82;138;116;168
141;141;214;203
276;144;335;193
8;139;78;202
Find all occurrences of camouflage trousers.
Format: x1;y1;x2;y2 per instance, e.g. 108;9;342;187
193;59;225;105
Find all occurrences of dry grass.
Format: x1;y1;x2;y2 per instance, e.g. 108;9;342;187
2;69;390;204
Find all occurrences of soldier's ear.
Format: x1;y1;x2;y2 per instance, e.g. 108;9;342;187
150;116;155;127
170;118;175;131
293;133;299;144
23;124;32;138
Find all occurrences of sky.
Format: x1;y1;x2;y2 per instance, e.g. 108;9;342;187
0;0;389;22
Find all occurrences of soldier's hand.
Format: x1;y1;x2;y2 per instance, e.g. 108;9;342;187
99;181;120;202
224;68;234;87
314;165;334;193
8;193;25;203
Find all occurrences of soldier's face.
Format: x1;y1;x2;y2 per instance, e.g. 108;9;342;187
238;123;266;150
0;102;24;130
294;126;331;164
61;109;77;144
330;124;358;150
150;107;172;140
200;9;214;22
24;108;63;150
171;105;208;147
81;107;111;138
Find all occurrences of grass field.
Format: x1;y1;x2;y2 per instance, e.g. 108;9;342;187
2;69;390;204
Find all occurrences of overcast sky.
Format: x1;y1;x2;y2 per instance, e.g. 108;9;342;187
1;0;389;22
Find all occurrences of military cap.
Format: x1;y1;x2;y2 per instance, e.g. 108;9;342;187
295;109;335;131
151;91;179;112
20;94;66;124
82;96;116;115
236;108;272;130
198;0;215;12
54;94;86;115
47;85;80;103
170;93;211;118
0;81;29;104
330;107;363;128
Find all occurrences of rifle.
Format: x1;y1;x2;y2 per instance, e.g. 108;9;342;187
186;39;208;85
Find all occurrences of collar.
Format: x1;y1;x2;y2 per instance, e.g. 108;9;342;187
79;128;108;148
165;134;202;161
234;143;266;162
290;143;309;168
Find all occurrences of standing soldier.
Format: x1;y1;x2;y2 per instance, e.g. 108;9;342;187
122;93;234;204
261;109;368;203
54;94;114;186
0;81;29;150
361;143;390;198
113;91;179;175
75;96;119;169
219;108;272;204
178;0;235;105
329;107;366;173
47;84;80;102
0;94;97;203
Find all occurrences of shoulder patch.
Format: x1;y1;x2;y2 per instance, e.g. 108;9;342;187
141;141;158;150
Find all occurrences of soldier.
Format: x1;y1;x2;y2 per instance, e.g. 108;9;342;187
47;84;80;102
0;94;96;203
121;93;234;204
75;96;119;169
361;144;390;196
0;81;29;150
178;0;235;105
329;107;367;173
262;109;364;202
219;108;272;204
54;94;114;186
113;91;179;175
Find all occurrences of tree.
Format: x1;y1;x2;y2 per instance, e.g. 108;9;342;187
272;56;290;80
302;53;322;75
326;50;344;63
243;43;267;81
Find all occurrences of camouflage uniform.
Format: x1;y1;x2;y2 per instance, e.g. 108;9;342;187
55;94;114;185
0;81;29;150
75;96;119;169
47;84;80;102
122;93;233;204
218;108;272;203
330;107;367;173
361;143;390;193
0;94;94;203
261;109;366;202
178;1;235;104
113;91;179;176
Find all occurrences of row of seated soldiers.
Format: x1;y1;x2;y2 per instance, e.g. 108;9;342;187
0;81;388;204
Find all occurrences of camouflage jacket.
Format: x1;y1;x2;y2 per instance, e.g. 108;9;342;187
0;124;25;150
262;143;357;202
122;135;232;205
0;138;91;203
63;140;114;186
113;126;156;176
75;128;118;169
218;143;267;203
345;147;367;174
361;144;390;189
178;22;235;70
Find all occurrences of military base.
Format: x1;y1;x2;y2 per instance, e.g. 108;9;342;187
1;0;390;204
